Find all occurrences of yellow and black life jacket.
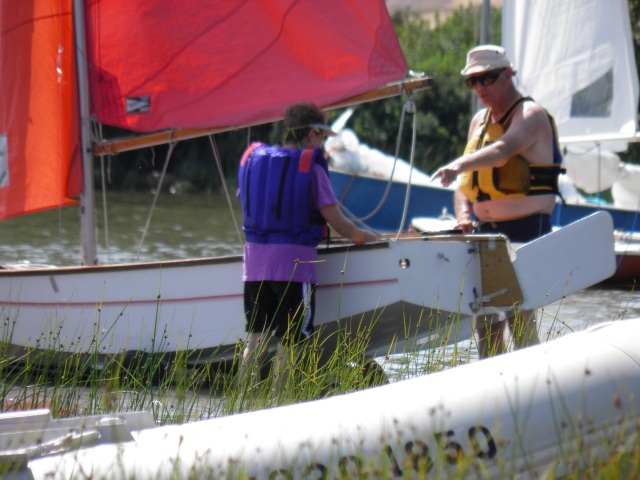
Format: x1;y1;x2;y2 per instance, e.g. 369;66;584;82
459;96;566;203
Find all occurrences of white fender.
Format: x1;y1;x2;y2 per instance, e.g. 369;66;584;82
12;318;640;479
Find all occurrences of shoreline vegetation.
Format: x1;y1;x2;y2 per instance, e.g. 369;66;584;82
1;305;469;420
1;297;639;477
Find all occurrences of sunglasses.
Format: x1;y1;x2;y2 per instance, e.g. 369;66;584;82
465;69;505;88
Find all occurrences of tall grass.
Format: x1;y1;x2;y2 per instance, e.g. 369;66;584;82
0;283;479;421
0;308;422;422
2;293;639;478
2;284;634;419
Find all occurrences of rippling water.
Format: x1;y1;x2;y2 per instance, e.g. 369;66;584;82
2;192;639;377
2;192;245;266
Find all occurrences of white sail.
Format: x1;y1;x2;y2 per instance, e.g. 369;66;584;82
502;0;639;150
503;0;640;208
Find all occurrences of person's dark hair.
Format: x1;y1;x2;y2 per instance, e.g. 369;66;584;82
282;103;325;145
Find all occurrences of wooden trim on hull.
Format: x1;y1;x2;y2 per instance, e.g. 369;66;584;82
0;241;389;277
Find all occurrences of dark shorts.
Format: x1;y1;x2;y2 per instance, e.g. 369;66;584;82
243;280;315;346
475;213;551;242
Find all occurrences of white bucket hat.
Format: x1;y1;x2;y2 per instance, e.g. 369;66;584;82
461;45;516;76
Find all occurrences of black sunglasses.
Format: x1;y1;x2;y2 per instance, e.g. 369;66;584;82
465;69;506;88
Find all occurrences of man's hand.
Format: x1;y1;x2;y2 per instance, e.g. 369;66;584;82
455;220;474;234
431;163;460;187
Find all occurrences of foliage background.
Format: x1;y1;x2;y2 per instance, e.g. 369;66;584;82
101;2;640;193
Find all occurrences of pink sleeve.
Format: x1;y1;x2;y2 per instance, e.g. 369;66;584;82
311;163;338;209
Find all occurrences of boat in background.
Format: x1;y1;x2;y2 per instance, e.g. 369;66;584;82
3;318;639;478
329;0;640;236
614;231;640;283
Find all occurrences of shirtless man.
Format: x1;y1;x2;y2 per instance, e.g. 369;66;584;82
433;45;563;358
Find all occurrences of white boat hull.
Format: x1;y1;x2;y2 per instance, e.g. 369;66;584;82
1;240;478;365
0;213;616;367
3;318;639;479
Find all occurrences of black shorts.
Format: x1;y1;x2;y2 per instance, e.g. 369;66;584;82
475;213;551;242
243;281;315;346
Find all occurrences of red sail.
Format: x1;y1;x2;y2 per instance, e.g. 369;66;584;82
0;0;82;221
84;0;407;132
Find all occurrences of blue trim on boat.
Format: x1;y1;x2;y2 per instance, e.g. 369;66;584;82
330;170;640;233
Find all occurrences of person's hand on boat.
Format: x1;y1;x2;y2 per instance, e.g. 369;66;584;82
320;203;380;245
455;220;474;234
453;190;474;234
347;228;380;245
356;230;380;245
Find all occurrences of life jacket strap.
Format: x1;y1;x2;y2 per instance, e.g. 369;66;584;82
299;148;314;173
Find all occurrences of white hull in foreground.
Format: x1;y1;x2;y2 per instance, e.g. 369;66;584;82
2;318;639;478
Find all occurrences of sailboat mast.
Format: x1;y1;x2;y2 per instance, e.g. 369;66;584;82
73;0;98;265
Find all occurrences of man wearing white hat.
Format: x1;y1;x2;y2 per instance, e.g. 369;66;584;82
433;45;564;358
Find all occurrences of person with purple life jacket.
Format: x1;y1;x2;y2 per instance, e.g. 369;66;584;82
237;103;378;394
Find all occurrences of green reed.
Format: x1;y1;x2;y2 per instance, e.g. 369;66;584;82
0;294;472;422
2;288;638;478
3;282;635;422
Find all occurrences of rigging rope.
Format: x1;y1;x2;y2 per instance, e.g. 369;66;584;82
92;118;112;263
96;121;111;261
208;134;244;246
395;95;418;240
99;155;110;262
136;140;176;261
336;93;419;237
